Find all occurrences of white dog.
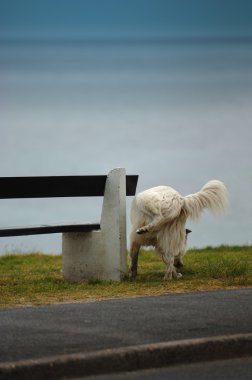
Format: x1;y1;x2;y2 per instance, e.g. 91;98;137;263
129;180;228;280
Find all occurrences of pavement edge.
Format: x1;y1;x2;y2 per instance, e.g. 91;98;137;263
0;333;252;380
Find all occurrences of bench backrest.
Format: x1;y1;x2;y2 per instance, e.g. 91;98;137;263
0;175;138;199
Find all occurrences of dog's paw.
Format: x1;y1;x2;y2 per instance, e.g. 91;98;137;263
176;272;183;279
136;227;148;235
163;273;173;281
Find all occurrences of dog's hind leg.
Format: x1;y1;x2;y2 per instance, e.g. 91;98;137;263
129;241;141;278
136;216;163;235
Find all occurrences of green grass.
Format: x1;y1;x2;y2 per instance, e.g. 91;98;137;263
0;246;251;308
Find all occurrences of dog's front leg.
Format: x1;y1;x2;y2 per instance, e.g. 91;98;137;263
163;255;174;280
161;253;182;280
164;263;182;280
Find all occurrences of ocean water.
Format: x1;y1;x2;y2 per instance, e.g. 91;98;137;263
0;38;252;254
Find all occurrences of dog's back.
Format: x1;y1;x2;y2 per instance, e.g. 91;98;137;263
131;186;184;234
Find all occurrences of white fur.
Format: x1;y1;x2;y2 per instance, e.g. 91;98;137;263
129;180;228;280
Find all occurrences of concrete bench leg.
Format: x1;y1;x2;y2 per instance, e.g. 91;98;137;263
62;168;127;282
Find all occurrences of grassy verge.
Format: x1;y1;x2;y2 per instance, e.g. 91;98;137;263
0;246;251;308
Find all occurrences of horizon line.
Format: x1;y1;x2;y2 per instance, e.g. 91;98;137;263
1;35;252;44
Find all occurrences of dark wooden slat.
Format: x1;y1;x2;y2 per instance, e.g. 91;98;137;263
0;174;138;237
0;223;101;237
0;176;107;199
0;175;138;199
126;175;138;196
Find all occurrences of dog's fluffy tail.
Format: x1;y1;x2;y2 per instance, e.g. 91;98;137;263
183;180;228;220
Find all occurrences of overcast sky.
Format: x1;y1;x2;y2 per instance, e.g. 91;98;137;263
0;0;252;39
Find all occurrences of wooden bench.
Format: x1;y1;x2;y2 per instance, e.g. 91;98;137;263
0;168;138;282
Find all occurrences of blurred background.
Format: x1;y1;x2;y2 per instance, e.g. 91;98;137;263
0;0;252;254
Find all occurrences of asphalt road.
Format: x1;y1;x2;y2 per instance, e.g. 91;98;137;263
0;288;251;363
77;357;252;380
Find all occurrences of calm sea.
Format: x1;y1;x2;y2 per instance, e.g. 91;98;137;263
0;38;252;254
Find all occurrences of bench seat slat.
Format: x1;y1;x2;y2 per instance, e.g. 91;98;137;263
0;223;101;237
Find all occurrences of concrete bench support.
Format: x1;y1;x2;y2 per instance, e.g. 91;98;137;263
62;168;127;282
